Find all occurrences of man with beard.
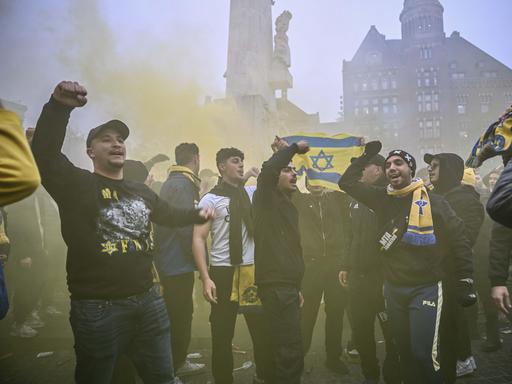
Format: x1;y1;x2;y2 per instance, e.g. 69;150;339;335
425;153;484;381
31;81;213;384
339;154;401;384
338;141;475;384
192;147;266;384
253;137;309;384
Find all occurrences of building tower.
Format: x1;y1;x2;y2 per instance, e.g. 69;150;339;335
400;0;445;46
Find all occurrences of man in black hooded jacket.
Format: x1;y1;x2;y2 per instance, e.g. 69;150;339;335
425;153;484;382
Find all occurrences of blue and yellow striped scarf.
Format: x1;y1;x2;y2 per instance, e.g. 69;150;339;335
387;178;436;246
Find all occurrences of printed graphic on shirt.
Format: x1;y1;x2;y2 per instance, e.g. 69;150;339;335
97;188;153;256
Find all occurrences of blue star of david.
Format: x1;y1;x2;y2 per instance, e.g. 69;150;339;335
414;199;429;216
310;150;334;171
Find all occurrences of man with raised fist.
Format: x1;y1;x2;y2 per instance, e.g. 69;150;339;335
31;81;213;384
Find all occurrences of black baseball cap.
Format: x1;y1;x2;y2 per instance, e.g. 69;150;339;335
86;120;129;148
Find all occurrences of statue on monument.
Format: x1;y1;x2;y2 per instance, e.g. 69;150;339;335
273;10;292;67
270;10;293;94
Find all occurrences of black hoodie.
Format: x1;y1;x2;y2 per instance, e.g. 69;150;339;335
429;153;484;248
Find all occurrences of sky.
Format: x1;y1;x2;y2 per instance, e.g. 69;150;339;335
1;0;510;132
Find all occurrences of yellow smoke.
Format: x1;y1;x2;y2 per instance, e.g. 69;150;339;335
61;1;264;180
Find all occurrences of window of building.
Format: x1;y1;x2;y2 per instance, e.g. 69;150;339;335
353;83;359;92
382;98;389;104
362;82;368;91
363;99;369;106
449;62;457;70
457;105;466;114
482;71;497;78
391;80;397;89
505;92;512;103
381;79;389;90
372;98;379;105
371;79;379;90
451;72;465;80
373;106;379;113
354;108;359;116
363;107;369;115
383;105;390;114
480;93;492;113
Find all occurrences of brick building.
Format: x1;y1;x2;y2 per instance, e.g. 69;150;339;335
342;0;512;158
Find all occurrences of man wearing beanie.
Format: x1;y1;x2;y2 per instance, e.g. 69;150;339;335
338;142;475;384
425;153;484;381
339;153;401;384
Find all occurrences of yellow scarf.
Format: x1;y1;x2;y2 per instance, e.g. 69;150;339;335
387;178;436;246
168;165;201;188
230;265;261;309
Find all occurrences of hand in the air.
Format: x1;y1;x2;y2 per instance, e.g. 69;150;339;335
52;81;88;108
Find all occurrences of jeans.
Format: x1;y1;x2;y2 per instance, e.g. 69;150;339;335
70;285;176;384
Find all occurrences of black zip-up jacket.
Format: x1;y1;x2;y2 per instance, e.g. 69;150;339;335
338;157;473;286
487;160;512;228
254;144;304;288
489;222;512;287
292;190;350;263
341;199;382;273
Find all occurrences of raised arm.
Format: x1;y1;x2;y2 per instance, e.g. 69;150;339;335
0;106;40;206
338;141;386;211
256;138;309;203
31;81;88;202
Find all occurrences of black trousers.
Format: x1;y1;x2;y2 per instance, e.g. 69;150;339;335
161;272;195;370
11;258;45;324
259;284;304;384
209;266;268;384
440;279;472;384
300;258;348;359
475;252;500;343
349;270;401;383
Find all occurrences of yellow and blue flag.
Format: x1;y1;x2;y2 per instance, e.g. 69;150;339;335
283;132;364;191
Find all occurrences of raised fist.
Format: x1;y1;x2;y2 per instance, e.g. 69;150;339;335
52;81;88;108
271;136;289;152
364;141;382;158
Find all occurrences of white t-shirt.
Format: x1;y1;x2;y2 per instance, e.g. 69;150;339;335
198;185;256;266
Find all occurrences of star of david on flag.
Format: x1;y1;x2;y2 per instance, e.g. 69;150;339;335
283;132;364;191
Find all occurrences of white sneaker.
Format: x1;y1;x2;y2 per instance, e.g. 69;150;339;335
10;323;38;338
467;356;477;370
176;359;206;377
456;358;474;377
25;311;45;329
45;306;63;316
173;377;184;384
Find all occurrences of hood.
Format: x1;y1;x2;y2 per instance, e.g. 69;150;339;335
427;153;464;194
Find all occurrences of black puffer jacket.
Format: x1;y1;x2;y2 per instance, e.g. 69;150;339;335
487;160;512;228
489;222;512;287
